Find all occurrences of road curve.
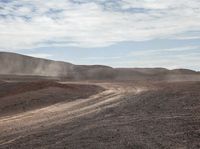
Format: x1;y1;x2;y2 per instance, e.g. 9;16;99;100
0;82;145;146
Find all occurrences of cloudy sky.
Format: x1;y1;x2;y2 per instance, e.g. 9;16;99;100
0;0;200;70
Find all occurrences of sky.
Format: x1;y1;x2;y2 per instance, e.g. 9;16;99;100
0;0;200;70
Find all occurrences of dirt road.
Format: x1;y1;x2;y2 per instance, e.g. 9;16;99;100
1;81;200;149
0;82;144;148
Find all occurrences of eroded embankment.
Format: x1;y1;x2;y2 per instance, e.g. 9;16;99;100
0;81;103;117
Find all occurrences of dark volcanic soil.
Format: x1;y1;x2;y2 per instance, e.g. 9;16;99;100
0;80;200;149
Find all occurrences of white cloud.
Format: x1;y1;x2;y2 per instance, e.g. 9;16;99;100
130;46;200;56
0;0;200;50
25;53;52;59
161;46;199;52
117;45;200;70
81;56;121;60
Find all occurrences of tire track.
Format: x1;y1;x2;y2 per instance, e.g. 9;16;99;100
0;82;142;147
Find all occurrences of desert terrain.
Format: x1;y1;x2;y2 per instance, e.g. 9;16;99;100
0;53;200;149
0;78;200;149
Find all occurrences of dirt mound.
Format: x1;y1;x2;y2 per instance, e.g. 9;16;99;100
0;81;104;117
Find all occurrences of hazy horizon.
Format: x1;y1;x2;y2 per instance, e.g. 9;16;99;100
0;0;199;70
0;51;199;72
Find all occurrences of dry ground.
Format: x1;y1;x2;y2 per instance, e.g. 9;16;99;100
0;79;200;149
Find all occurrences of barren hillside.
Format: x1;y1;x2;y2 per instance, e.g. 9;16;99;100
0;52;199;81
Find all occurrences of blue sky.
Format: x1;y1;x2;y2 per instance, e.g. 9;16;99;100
0;0;200;70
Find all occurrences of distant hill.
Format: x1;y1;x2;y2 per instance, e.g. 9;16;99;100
115;68;199;81
0;52;115;80
0;52;199;81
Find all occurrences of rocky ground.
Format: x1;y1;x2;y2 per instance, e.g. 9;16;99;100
0;79;200;149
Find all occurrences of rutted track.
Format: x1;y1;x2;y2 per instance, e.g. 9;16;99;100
1;81;200;149
0;83;143;147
